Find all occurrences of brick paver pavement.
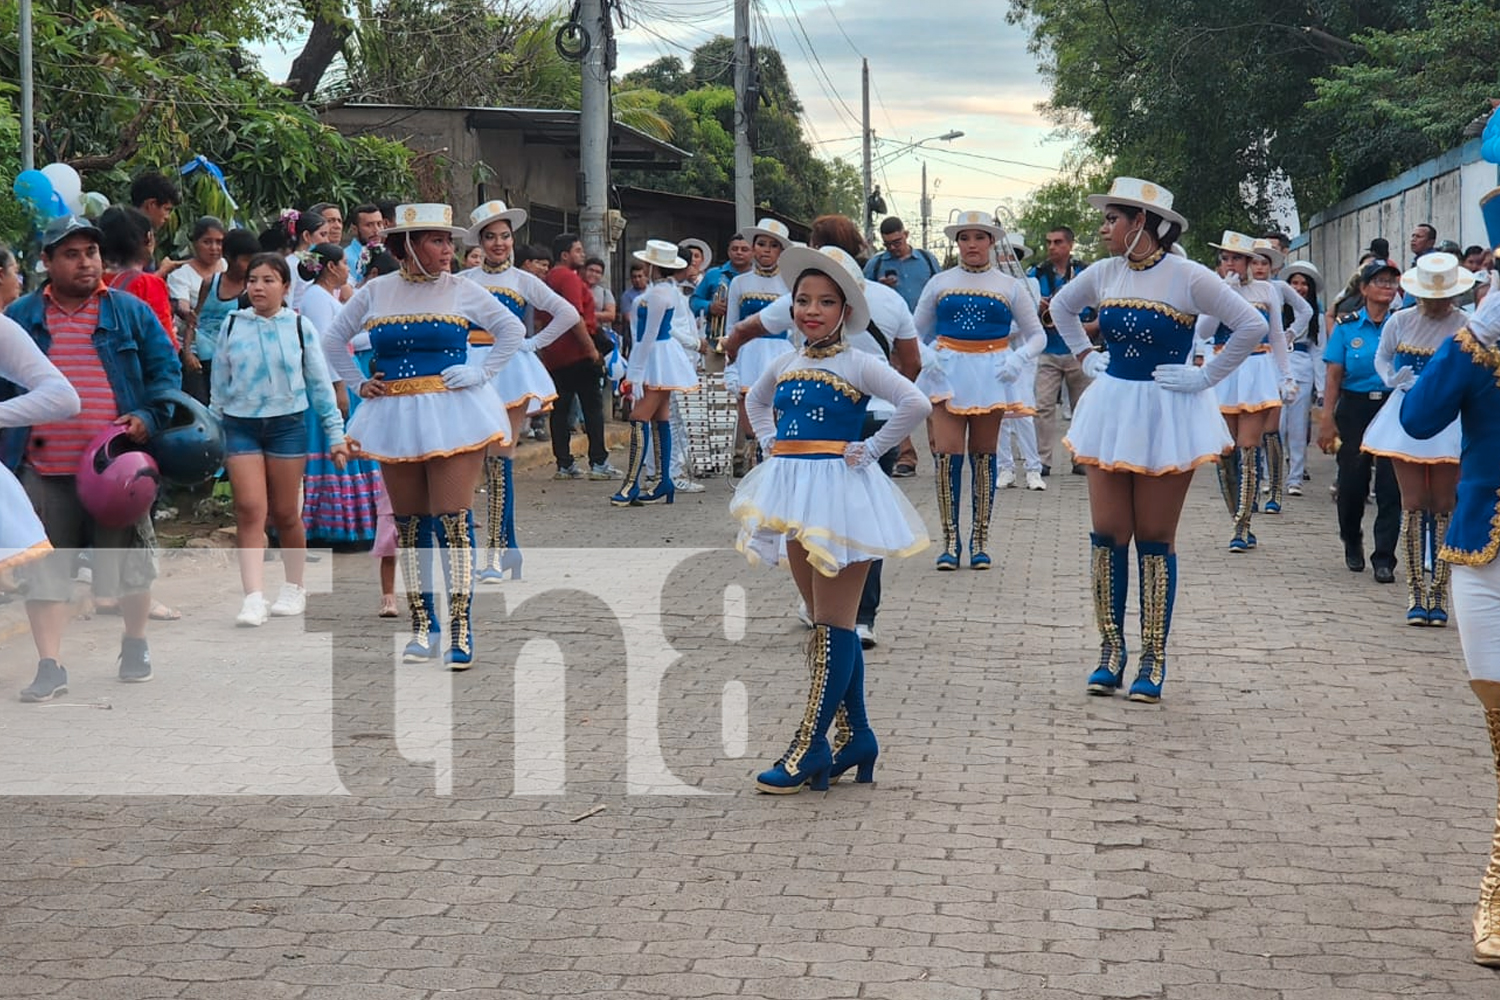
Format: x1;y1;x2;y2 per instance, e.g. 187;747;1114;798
0;436;1494;999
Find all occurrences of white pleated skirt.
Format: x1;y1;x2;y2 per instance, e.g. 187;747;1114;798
1213;352;1281;413
347;384;509;462
735;338;795;395
635;341;701;393
471;344;557;414
1362;385;1460;464
1064;374;1232;475
0;466;50;573
920;346;1034;416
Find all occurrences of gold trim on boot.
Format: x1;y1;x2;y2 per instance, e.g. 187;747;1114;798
437;511;475;668
483;455;505;569
1090;541;1125;686
783;626;831;775
1402;509;1424;622
970;453;995;568
1430;511;1452;626
1133;548;1170;700
1471;681;1500;966
1231;445;1257;546
1216;449;1240;518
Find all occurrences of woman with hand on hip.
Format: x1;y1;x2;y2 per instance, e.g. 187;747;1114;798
459;200;585;580
733;246;930;793
1363;252;1474;625
1050;178;1269;703
320;204;525;669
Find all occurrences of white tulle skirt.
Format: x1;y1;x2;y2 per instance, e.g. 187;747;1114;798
347;384;509;462
0;466;49;573
472;344;557;414
919;345;1034;416
1362;385;1460;464
1213;352;1281;413
635;341;701;393
1064;374;1232;475
735;338;795;395
730;456;930;576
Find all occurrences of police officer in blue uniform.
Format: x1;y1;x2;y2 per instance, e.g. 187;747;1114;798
1317;258;1402;579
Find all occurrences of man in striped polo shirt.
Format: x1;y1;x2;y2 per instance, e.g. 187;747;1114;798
3;216;181;702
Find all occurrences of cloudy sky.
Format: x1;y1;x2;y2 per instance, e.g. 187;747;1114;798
257;0;1073;246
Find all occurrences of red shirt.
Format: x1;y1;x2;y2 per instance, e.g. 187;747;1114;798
28;285;118;476
107;269;179;349
538;264;599;371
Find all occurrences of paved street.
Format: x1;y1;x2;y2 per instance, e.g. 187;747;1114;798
0;431;1494;999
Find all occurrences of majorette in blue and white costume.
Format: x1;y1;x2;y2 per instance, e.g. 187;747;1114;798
459;199;583;583
912;210;1046;572
0;314;81;572
1193;232;1292;552
725;217;795;397
1366;252;1475;625
321;203;525;670
1399;278;1500;965
628;278;701;394
1051;177;1269;703
731;246;931;796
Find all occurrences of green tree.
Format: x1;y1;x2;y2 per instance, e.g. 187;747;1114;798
1003;158;1114;262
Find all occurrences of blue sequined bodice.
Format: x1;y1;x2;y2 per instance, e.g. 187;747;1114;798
739;293;787;339
635;300;675;343
935;290;1014;341
367;314;472;379
485;286;527;321
1096;300;1198;381
1213;303;1270;346
1395;345;1435;375
771;370;869;452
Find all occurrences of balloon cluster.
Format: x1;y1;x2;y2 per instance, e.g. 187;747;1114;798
11;163;111;226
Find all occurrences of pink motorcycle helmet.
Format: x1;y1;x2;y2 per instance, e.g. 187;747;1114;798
75;424;160;528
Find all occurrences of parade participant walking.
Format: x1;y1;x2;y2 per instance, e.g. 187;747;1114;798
732;246;930;792
1198;232;1295;552
459;200;586;580
1317;258;1404;582
913;210;1046;571
5;216;182;700
1253;235;1315;510
995;233;1047;491
1030;226;1096;476
1398;281;1500;966
1050;178;1269;702
213;254;348;626
611;240;702;507
691;232;753;345
723;219;796;473
320;204;525;669
1279;260;1323;496
1361;252;1474;624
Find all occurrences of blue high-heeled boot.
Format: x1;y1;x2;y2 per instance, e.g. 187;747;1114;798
1128;540;1176;703
435;510;477;668
478;455;522;582
640;419;675;505
830;640;877;783
610;421;651;507
397;514;440;662
1086;532;1130;694
756;624;859;793
969;452;997;570
934;454;962;570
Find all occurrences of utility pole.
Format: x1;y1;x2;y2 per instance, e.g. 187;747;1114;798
861;58;873;245
578;0;611;279
920;161;929;251
19;0;34;172
732;0;754;230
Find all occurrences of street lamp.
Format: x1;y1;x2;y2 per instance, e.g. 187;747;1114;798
865;130;964;245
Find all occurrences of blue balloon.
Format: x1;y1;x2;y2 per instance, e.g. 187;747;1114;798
12;169;55;209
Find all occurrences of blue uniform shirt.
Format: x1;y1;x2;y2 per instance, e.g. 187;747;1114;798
1324;308;1389;393
862;249;940;312
1030;258;1094;355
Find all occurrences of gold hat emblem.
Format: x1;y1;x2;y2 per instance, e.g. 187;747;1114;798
403;206;418;225
441;206;453;224
1140;183;1158;203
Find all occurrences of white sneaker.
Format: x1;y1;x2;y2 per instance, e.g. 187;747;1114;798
1025;470;1046;491
236;592;268;627
997;468;1017;489
673;477;707;493
1286;483;1303;496
269;583;307;617
856;623;877;649
796;598;813;629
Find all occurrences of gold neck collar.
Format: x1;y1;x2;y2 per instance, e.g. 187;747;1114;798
481;260;512;274
1125;247;1167;271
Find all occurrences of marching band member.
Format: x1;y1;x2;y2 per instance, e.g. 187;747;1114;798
723;219;795;472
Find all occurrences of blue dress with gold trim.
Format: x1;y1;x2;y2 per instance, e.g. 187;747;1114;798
913;264;1047;416
1202;280;1284;414
459;263;575;415
628;281;700;392
731;345;931;576
1365;307;1465;464
726;268;793;395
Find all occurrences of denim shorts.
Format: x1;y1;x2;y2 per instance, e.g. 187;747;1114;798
223;411;309;459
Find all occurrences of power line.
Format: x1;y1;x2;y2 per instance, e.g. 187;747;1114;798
762;0;861;132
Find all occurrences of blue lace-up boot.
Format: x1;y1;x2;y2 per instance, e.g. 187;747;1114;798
1086;532;1131;694
756;624;858;793
1128;540;1177;703
397;514;440;661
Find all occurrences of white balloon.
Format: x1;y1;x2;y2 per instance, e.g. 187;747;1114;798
40;163;83;214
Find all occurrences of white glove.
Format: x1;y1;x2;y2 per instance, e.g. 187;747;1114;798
1278;377;1301;404
758;434;777;458
1082;351;1110;379
1152;363;1211;394
1388;365;1415;391
519;337;539;354
440;364;487;390
1470;271;1500;348
844;441;876;468
996;351;1026;384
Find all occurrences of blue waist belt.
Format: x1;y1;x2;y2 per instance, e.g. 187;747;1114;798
1293;342;1310;353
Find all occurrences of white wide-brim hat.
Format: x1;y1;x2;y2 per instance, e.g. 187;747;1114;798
1401;251;1476;299
741;217;792;249
385;203;469;240
1250;238;1285;270
1208;231;1260;257
678;238;712;268
466;200;528;243
1086;177;1189;233
1280;260;1322;289
943;210;1003;243
633;239;688;270
779;245;870;336
1003;232;1031;261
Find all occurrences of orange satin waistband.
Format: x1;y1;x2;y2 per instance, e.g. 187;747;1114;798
468;331;496;346
1213;343;1272;354
385;375;450;396
771;439;848;457
936;335;1010;354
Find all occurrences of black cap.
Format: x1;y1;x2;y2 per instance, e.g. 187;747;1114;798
1359;258;1400;284
1368;237;1390;258
41;215;103;252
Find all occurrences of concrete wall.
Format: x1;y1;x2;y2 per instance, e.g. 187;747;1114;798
1297;138;1499;293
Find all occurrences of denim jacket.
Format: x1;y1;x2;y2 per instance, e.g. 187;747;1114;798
1;286;182;470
